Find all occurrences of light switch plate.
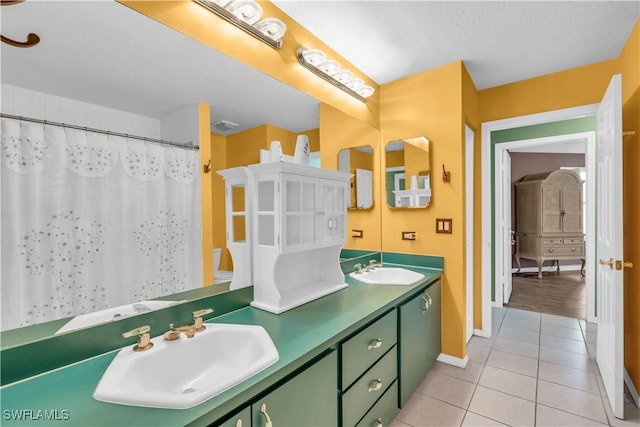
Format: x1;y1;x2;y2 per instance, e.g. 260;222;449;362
436;218;452;234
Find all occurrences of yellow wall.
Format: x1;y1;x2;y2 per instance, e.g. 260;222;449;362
620;20;640;392
380;61;467;359
320;103;382;251
199;103;213;286
479;59;619;121
119;0;379;128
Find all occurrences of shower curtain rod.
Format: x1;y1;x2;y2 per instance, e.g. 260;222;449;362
1;113;199;151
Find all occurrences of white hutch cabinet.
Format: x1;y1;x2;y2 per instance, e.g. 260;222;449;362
220;162;350;313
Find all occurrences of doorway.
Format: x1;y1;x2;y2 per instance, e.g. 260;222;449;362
506;140;590;319
479;104;599;337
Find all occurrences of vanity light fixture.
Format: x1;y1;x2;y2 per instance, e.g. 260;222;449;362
297;47;375;102
194;0;287;49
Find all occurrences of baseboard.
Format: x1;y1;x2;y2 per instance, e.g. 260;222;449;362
624;367;640;408
437;353;469;368
511;265;582;274
474;328;491;338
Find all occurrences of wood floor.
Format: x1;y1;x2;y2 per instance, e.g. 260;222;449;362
506;270;585;319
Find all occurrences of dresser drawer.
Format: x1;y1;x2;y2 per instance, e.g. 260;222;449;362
542;237;563;245
342;310;397;389
543;245;583;256
355;380;399;427
343;348;397;427
564;237;584;245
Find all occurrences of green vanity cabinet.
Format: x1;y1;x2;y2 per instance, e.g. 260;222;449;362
252;350;338;427
216;407;251;427
398;280;442;407
340;309;398;426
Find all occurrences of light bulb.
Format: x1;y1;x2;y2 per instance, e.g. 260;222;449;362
254;18;287;42
333;69;354;85
318;60;340;76
302;49;327;67
346;78;364;91
226;0;263;25
356;85;375;98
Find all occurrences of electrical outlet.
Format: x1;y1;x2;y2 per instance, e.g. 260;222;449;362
402;231;416;240
436;218;452;234
352;229;364;238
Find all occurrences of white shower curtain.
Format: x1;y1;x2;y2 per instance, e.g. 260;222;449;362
0;118;202;330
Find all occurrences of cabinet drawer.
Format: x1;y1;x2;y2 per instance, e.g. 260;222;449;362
355;380;399;427
564;237;584;245
342;310;397;388
542;238;563;245
342;347;397;427
543;245;583;256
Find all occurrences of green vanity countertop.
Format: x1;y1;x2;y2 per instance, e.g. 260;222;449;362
0;265;441;427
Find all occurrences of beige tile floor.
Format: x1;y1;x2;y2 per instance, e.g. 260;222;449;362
391;307;640;427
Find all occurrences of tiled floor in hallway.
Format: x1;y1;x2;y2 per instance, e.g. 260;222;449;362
391;307;640;427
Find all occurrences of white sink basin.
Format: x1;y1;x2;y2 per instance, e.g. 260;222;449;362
55;300;185;334
94;323;279;409
349;267;425;286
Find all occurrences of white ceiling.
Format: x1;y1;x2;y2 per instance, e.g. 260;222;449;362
273;0;640;89
2;1;638;134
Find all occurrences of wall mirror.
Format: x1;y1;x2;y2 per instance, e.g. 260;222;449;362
0;1;324;341
385;136;431;208
338;145;374;209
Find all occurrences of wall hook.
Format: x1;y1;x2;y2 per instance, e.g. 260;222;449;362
203;159;211;173
442;164;451;183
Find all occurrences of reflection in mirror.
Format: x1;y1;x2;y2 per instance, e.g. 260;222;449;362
385;137;431;208
338;146;374;209
0;1;320;340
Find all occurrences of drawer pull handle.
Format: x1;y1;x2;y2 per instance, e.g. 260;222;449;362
235;420;243;427
375;417;383;427
367;338;382;350
368;378;383;392
260;403;273;427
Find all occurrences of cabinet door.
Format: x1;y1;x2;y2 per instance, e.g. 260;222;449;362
424;281;442;373
253;351;338;427
542;185;563;233
318;179;347;244
561;186;583;233
398;281;441;407
215;407;251;427
281;174;318;252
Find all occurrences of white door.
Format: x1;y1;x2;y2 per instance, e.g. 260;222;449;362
501;150;513;304
596;74;625;419
465;125;475;342
355;168;373;209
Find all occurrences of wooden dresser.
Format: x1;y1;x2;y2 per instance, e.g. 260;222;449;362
514;169;585;279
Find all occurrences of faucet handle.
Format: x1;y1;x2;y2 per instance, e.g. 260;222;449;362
354;263;363;274
193;308;214;332
122;325;153;352
122;325;150;338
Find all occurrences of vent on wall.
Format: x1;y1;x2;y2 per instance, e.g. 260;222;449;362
212;120;239;134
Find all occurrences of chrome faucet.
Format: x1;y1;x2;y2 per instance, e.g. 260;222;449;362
354;263;363;274
163;308;214;341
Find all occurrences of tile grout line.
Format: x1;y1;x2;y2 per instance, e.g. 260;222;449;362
458;307;505;426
